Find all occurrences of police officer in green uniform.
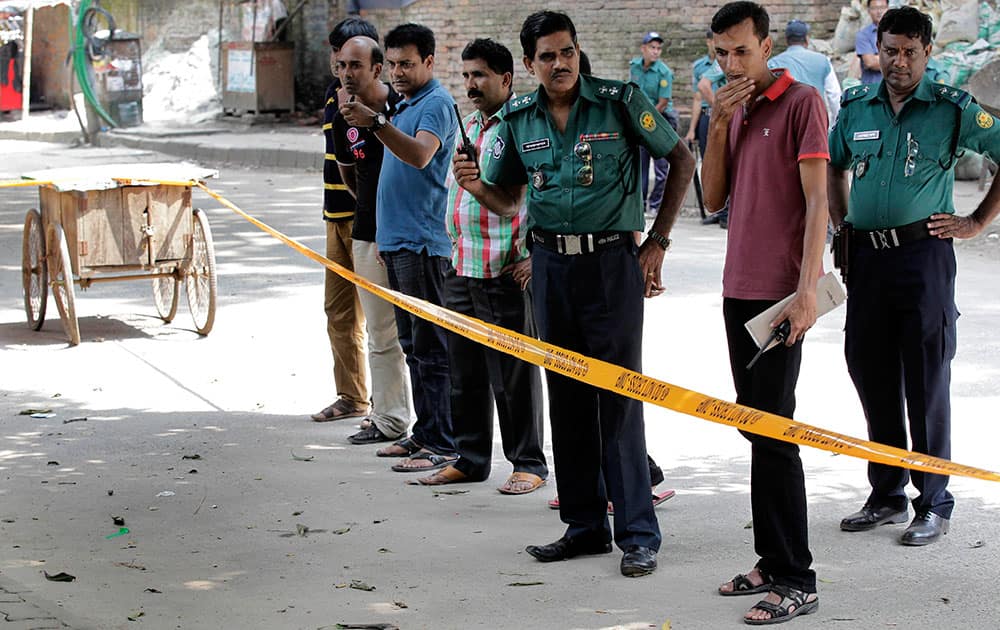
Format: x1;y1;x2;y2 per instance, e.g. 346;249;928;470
453;10;693;578
829;6;1000;546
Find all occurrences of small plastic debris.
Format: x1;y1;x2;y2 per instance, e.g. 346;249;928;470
63;417;88;424
181;454;201;460
105;527;130;539
349;580;376;592
43;571;76;582
19;408;52;415
47;461;59;466
31;412;56;419
144;588;162;594
291;451;314;462
333;527;351;535
156;491;175;497
112;515;125;526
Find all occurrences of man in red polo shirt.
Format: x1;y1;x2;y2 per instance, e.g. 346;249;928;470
702;2;828;625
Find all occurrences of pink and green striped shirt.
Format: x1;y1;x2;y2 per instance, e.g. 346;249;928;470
445;103;529;279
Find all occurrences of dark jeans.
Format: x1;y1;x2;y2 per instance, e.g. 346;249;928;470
845;237;956;518
640;146;669;213
532;241;660;552
696;108;710;157
723;298;815;593
443;268;547;480
382;249;455;455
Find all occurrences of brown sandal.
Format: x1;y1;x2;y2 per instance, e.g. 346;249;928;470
376;436;421;458
311;399;368;422
414;465;469;486
498;472;546;495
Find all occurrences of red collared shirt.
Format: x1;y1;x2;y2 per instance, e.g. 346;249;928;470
723;70;829;300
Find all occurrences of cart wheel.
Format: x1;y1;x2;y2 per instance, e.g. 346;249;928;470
152;270;180;323
185;209;217;335
46;223;80;346
22;209;48;330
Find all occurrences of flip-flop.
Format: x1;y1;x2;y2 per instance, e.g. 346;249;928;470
547;488;677;512
391;450;457;473
719;571;773;597
410;465;470;486
497;472;546;495
376;436;421;458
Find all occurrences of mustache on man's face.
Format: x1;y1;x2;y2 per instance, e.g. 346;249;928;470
467;89;484;99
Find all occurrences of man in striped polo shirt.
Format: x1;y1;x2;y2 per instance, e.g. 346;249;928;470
311;18;372;424
416;38;548;495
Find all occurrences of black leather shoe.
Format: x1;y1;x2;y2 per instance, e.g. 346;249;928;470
900;511;949;546
840;503;909;532
525;535;612;563
620;545;657;577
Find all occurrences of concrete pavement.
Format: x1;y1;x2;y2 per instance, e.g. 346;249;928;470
0;112;324;171
0;132;999;630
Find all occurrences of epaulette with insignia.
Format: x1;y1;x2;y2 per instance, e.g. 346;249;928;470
503;91;538;116
934;84;973;110
840;84;873;106
591;77;627;101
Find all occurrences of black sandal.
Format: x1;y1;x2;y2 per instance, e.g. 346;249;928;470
391;450;457;473
744;584;818;625
720;571;772;596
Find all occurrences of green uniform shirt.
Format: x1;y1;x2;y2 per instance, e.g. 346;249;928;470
629;57;674;111
830;76;1000;230
485;74;679;234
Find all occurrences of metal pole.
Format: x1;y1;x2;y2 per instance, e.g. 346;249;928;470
217;0;224;90
21;4;33;120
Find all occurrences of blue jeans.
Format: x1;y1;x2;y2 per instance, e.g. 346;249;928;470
381;249;455;455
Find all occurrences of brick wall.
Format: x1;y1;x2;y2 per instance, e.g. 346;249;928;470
357;0;842;114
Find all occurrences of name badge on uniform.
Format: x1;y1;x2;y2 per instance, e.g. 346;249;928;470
531;170;546;190
853;130;880;141
521;138;551;152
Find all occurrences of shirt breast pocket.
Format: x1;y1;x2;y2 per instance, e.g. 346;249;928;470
910;127;955;172
521;147;558;195
591;138;635;189
847;137;882;179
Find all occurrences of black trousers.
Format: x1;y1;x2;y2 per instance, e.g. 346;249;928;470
381;249;456;455
532;241;660;552
845;237;956;518
443;268;548;480
723;298;815;593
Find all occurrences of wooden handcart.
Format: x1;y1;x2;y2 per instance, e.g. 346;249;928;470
19;163;219;346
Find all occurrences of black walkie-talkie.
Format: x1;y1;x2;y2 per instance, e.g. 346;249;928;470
453;104;478;165
746;320;792;370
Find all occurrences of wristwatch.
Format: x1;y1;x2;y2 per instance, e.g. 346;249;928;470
646;229;671;251
370;112;387;132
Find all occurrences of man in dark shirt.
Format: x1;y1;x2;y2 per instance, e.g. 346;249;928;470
332;35;412;445
311;18;374;424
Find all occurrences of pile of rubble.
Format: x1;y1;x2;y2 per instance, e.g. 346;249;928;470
813;0;1000;93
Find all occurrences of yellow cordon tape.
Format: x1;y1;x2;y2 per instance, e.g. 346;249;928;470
5;177;999;483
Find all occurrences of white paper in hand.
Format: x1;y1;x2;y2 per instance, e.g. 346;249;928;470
744;272;846;351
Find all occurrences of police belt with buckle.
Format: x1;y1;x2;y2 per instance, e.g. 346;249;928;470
531;229;629;255
854;218;931;250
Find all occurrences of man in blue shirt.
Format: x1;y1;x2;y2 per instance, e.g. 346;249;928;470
629;31;676;216
769;20;841;126
856;0;888;84
339;23;458;472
